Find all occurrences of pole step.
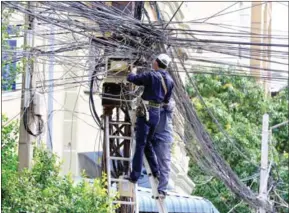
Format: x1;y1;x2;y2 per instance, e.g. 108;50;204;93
109;135;132;140
112;201;135;205
110;121;131;125
109;156;131;161
111;178;130;182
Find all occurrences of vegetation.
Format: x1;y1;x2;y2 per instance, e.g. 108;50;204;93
1;115;118;213
186;66;288;213
2;5;287;213
2;8;118;213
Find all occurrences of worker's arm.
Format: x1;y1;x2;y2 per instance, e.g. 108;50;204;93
127;72;150;86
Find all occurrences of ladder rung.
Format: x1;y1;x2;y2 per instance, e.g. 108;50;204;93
109;156;131;161
111;178;130;182
112;201;135;205
110;121;131;125
109;135;132;140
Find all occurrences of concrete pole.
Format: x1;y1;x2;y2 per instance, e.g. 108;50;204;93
46;23;55;151
258;114;269;213
18;2;36;170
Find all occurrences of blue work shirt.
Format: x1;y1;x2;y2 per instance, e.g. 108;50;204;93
153;100;175;143
127;70;174;104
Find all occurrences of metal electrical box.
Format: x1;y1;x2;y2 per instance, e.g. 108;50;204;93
105;56;131;80
102;56;133;107
102;82;122;106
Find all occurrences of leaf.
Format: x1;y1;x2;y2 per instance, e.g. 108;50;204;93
186;66;288;212
2;113;117;212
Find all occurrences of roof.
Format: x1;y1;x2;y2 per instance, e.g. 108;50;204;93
138;187;220;213
73;177;220;213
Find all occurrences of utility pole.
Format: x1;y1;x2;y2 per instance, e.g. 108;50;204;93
46;23;55;151
258;118;288;213
258;114;269;213
18;2;36;170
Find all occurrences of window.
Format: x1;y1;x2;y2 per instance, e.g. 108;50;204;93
2;39;17;91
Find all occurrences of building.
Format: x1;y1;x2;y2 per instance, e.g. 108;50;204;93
2;1;195;195
5;2;286;212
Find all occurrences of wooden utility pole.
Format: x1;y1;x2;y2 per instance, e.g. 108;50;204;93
18;2;36;170
258;114;269;213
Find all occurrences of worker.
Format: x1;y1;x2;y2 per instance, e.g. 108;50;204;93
125;54;174;183
145;99;175;198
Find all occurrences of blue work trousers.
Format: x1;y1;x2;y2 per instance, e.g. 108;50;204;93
148;139;172;193
130;107;160;182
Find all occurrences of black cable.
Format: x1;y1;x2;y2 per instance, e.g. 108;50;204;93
169;37;289;47
201;1;239;23
89;63;103;129
180;2;267;23
3;2;284;210
164;2;184;29
23;107;44;137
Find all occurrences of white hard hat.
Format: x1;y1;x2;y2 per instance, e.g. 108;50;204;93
157;54;171;67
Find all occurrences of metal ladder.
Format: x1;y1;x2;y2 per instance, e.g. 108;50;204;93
143;157;168;213
105;115;168;213
105;115;138;213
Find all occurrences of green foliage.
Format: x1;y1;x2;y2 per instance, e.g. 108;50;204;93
269;88;288;210
1;115;19;193
186;66;288;212
1;114;118;213
270;88;289;154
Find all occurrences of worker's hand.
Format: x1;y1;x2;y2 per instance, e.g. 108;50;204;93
131;67;137;74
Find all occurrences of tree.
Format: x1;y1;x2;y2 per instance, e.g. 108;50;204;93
186;66;288;212
1;114;119;213
270;87;288;153
1;115;19;192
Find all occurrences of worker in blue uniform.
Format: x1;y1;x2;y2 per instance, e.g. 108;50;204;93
126;54;174;183
146;99;175;197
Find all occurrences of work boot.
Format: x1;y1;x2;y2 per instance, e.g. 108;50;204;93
143;170;159;180
158;190;167;199
152;172;160;181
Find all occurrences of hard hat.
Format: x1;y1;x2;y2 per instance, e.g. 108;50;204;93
157;54;171;67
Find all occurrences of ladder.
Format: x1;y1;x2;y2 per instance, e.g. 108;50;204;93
143;157;168;213
104;115;138;213
104;115;168;213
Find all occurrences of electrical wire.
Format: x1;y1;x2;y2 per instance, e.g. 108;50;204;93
2;2;288;212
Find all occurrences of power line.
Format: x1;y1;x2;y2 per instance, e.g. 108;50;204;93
2;2;286;211
202;2;240;23
164;2;184;29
